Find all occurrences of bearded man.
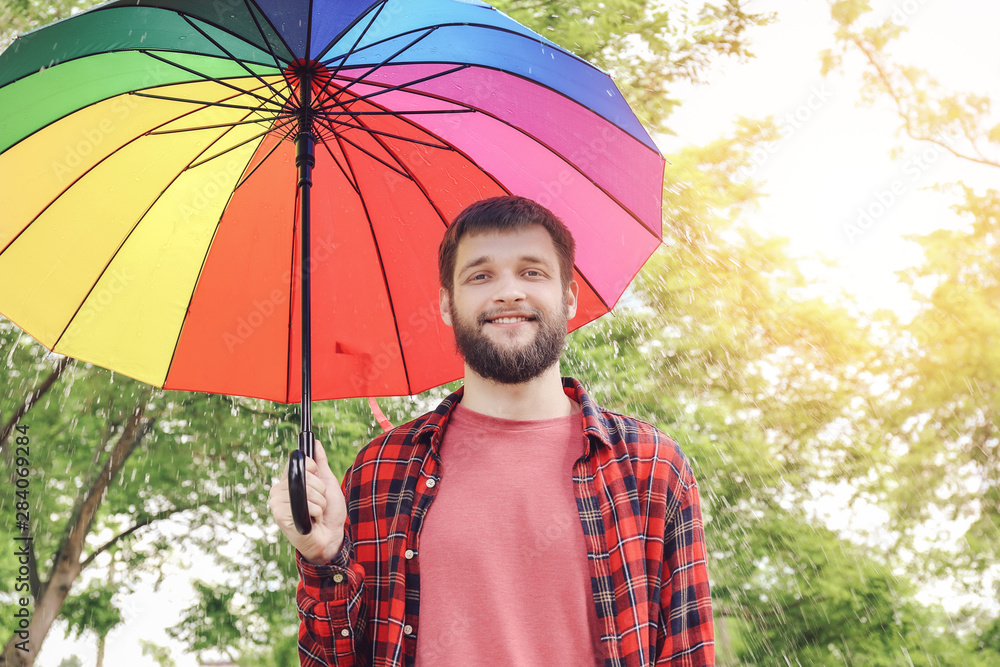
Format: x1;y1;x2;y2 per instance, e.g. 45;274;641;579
269;196;715;666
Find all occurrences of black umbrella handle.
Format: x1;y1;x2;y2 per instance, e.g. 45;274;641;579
289;430;315;534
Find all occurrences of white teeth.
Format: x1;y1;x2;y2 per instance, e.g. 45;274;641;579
492;317;529;324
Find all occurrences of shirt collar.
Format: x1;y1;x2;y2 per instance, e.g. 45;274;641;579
414;377;613;454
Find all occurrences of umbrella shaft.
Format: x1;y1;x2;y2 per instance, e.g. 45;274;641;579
297;74;315;439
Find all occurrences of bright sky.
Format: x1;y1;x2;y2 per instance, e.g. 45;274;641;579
36;1;1000;664
661;0;1000;315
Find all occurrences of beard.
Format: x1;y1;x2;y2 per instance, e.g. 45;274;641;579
450;298;569;385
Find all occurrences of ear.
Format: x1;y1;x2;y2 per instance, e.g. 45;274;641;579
439;287;453;327
565;279;579;320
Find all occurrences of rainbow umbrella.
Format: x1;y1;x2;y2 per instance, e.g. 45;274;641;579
0;0;664;532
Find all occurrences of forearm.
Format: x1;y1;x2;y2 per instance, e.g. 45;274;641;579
657;480;715;665
297;538;370;666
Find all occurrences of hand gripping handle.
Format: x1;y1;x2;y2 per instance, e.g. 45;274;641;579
288;431;315;535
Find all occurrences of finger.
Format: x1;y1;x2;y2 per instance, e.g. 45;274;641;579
271;472;288;494
307;486;327;517
306;472;326;498
269;474;290;504
314;439;330;468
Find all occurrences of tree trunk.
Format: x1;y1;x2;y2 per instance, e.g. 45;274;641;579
1;402;147;666
96;634;105;667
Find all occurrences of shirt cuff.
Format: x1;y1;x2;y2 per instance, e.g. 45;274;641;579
296;538;354;595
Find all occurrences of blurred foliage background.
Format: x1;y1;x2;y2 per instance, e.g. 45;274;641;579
1;0;998;665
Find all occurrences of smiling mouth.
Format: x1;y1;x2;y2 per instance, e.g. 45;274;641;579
489;316;534;324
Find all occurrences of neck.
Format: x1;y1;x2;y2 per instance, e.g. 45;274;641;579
460;364;579;420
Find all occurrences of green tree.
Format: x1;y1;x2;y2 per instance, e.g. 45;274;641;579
60;580;125;667
139;640;177;667
824;0;1000;637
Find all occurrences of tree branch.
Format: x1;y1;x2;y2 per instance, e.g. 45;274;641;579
80;505;194;569
851;36;1000;169
37;395;152;603
0;356;71;456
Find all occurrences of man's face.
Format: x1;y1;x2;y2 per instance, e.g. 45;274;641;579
439;224;578;385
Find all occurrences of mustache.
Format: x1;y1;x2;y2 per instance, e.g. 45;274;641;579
476;307;543;326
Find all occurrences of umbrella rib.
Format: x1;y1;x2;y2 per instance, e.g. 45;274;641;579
140;50;286;111
322;27;439;102
240;0;290;72
313;0;390;106
575;269;613;315
234;137;288;190
322;136;363;196
323;127;411;179
180;13;292;107
131;90;285;114
147;115;295;135
315;0;388;67
320;22;559;78
305;0;315;61
316;64;470;112
322;108;474;118
320;87;513;221
189;117;297;169
320;116;451;150
359;119;453;243
284;184;301;403
337;141;415;395
51;112;265;353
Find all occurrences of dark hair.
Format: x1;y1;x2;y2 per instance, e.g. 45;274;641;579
438;196;576;293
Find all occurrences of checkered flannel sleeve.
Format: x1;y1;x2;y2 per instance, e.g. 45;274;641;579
656;474;715;666
296;471;370;666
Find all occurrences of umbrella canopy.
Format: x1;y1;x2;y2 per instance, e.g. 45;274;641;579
0;0;664;403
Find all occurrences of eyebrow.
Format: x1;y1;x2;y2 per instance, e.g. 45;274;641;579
457;254;555;276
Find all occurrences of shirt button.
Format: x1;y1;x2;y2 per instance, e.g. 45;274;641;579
341;629;350;637
333;573;344;583
425;478;436;488
403;624;413;635
404;549;415;560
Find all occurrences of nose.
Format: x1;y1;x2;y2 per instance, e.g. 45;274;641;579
492;271;525;304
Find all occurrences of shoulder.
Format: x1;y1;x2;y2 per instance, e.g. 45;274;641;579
569;376;694;484
596;408;693;481
351;410;435;468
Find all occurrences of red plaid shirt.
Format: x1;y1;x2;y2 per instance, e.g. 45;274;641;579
296;377;714;666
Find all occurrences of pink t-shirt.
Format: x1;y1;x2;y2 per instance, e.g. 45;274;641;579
414;403;603;666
